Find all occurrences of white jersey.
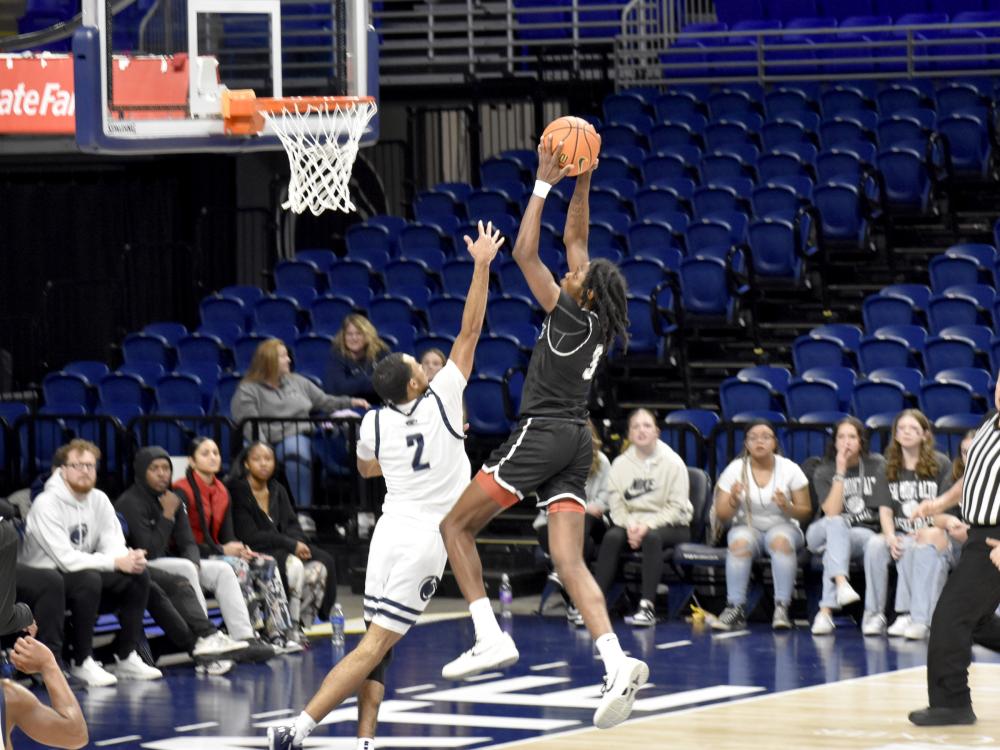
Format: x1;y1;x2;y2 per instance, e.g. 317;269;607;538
358;359;470;530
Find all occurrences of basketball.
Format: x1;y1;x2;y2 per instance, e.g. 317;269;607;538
541;116;601;177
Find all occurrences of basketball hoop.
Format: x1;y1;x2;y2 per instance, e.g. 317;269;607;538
222;90;377;216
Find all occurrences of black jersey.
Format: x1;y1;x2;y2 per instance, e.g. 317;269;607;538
518;290;603;422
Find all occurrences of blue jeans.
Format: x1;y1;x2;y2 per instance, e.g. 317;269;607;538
274;433;313;509
805;516;875;609
726;522;803;606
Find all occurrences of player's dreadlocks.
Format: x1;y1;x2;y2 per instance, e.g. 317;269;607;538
581;258;630;353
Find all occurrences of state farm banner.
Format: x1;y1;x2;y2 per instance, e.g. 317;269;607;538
0;54;75;134
0;53;190;136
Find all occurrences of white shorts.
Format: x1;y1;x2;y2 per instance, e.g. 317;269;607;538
363;515;448;634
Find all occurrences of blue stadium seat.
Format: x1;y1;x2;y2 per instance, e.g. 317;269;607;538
274;259;321;291
174;363;222;411
620;258;669;298
877;147;935;214
201;295;248;333
346;224;394;260
326;261;375;306
927;294;981;332
935;367;993;400
662;408;719;467
882;283;931;310
720;376;775;419
414;190;462;224
813;182;871;250
43;371;91;411
786;378;840;418
863;293;915;330
143;322;188;347
938;114;993;178
213;373;243;417
156;373;204;412
811;324;863;353
919;381;978;420
801;365;856;410
852;379;907;420
370;295;425;336
64;360;111;384
939;324;993;358
296;249;338;272
924;336;978;375
292;334;333;383
738;365;792;395
677;257;742;322
792;334;845;371
118;362;166;387
233;334;268;372
474;335;528;378
253;295;301;332
98;373;146;411
868;366;923;398
427;296;466;338
858;335;912;371
654;91;706;121
175;333;226;369
122;332;172;368
746;217;816;282
309;295;355;337
465;376;514;436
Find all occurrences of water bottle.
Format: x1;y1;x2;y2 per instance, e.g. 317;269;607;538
330;602;345;647
499;573;513;619
0;649;13;679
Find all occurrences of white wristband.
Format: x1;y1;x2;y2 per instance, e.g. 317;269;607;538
532;180;552;199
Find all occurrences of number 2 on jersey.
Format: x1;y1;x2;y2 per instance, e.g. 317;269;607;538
406;433;431;472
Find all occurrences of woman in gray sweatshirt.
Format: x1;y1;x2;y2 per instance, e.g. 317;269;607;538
231;338;368;510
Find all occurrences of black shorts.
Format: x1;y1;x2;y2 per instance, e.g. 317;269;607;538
481;417;592;508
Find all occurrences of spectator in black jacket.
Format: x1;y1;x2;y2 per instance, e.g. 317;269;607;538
228;441;337;629
114;446;273;662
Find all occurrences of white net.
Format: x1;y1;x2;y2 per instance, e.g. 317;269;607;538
263;97;377;216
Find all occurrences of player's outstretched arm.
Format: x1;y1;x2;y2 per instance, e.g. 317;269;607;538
563;160;597;274
513;136;571;314
450;220;505;380
7;636;88;748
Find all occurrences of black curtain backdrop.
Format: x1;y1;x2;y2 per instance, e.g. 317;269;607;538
0;154;242;388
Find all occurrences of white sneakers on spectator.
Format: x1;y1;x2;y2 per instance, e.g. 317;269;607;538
862;611;887;636
904;622;929;640
771;602;792;630
192;632;248;658
888;614;912;637
593;657;649;729
71;656;118;687
111;652;163;681
196;659;235;676
811;611;835;635
625;600;656;627
442;632;519;680
835;582;861;608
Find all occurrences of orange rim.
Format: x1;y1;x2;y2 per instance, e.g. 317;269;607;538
221;90;375;135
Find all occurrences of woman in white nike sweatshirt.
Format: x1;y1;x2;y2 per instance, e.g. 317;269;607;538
593;409;692;627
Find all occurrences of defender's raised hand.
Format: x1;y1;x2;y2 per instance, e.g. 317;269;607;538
464;220;505;264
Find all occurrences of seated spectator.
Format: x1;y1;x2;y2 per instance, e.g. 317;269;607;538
228;441;338;630
865;409;961;640
19;439;162;686
3;635;88;749
114;447;252;672
323;313;391;403
115;446;274;663
593;409;691;627
806;417;889;635
231;338;368;512
533;420;611;625
173;437;302;651
711;421;812;631
420;348;447;381
1;515;33;638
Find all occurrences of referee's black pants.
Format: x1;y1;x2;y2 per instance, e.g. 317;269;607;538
927;526;1000;708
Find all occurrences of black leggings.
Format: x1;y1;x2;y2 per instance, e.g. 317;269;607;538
594;525;691;603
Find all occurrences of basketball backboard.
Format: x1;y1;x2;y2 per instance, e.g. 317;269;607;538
73;0;378;153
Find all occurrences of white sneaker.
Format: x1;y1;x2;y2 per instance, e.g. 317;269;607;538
196;659;235;676
835;582;861;607
441;632;519;680
593;657;649;729
811;611;835;635
904;622;929;640
861;612;887;636
888;614;912;638
70;656;118;687
111;651;163;681
192;631;248;658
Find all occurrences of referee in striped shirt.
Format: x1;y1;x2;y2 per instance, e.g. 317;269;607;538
909;376;1000;726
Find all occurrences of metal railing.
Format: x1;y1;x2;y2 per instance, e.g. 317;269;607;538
617;15;1000;88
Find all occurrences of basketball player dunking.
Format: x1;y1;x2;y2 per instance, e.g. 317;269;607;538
439;136;647;729
267;221;506;750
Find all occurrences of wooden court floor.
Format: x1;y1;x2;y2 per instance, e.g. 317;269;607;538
490;664;1000;750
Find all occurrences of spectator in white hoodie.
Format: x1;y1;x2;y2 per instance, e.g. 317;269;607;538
594;409;692;627
20;439;163;687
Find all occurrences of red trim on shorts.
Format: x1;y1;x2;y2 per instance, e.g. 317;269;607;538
475;470;519;509
548;499;585;514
